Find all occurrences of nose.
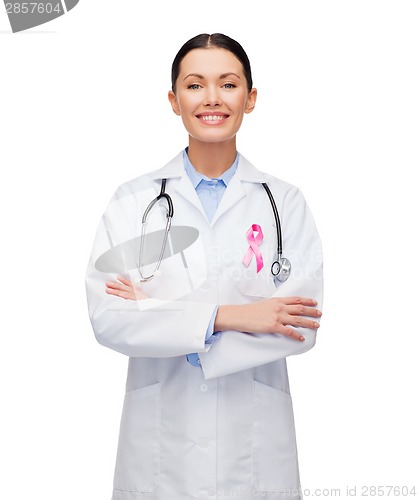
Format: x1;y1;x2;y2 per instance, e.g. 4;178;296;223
203;85;222;107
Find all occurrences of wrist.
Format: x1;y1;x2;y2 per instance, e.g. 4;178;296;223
214;304;243;332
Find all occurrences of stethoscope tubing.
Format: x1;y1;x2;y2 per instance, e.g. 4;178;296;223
141;179;174;223
261;182;282;258
138;178;290;282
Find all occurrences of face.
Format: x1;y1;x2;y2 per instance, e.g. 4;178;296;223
168;48;257;144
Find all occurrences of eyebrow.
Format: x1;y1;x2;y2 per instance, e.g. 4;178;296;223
183;72;241;81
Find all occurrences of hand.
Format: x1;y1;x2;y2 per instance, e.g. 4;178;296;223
216;297;322;341
105;275;149;300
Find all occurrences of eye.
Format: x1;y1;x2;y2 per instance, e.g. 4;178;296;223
187;83;202;90
223;83;237;89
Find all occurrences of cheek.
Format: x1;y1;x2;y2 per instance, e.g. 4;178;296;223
224;92;248;114
177;93;200;114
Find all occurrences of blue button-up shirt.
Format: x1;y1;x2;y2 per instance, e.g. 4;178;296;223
183;148;240;367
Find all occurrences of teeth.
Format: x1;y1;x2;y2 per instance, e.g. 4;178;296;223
200;115;226;121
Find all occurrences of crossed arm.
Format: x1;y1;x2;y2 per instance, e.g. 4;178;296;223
106;275;322;342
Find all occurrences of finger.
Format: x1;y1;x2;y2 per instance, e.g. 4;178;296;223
106;287;126;299
287;305;322;319
284;315;320;330
106;282;127;293
106;281;132;293
279;296;318;306
275;324;305;342
117;276;145;295
117;275;134;286
106;287;136;300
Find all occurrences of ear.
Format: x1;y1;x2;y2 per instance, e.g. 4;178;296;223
244;88;257;114
168;90;181;116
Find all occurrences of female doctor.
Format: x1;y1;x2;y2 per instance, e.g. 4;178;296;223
85;33;323;500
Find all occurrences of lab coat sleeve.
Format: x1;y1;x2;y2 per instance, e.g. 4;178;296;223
85;189;218;358
199;186;323;380
186;308;221;366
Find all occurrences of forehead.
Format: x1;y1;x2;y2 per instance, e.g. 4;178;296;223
179;48;244;77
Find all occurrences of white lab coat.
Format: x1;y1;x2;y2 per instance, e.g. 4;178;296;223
85;151;323;500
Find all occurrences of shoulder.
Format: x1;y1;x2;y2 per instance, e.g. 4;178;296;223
238;153;303;200
109;152;184;201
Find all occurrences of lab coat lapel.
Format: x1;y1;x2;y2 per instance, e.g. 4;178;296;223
174;172;207;219
149;152;207;219
208;173;245;227
209;154;268;227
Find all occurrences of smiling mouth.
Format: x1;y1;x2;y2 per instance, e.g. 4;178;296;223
196;114;229;124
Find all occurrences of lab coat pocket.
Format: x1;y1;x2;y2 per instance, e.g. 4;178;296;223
251;380;299;492
113;382;161;494
232;265;277;298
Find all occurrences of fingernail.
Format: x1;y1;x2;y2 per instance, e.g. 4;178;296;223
314;322;320;328
300;336;305;341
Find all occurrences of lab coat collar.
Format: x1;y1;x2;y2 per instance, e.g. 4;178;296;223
148;151;268;227
148;151;268;183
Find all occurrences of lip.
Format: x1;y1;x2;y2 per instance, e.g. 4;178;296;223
195;112;230;125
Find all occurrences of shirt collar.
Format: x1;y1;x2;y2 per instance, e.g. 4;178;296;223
182;147;239;188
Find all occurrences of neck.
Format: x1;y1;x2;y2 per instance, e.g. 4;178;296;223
187;137;237;178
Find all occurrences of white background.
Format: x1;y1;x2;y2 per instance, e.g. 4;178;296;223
1;1;417;499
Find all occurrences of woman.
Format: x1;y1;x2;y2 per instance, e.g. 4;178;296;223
86;33;323;500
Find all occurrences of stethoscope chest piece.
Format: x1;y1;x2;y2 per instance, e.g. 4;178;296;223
271;256;291;283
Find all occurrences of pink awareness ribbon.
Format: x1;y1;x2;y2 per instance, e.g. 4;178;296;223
242;224;264;273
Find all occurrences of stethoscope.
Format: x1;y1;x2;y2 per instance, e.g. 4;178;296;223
137;179;291;283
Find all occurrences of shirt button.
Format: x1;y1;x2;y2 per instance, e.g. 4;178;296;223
200;383;208;392
198;437;209;449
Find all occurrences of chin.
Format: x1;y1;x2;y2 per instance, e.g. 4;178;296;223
189;129;239;144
